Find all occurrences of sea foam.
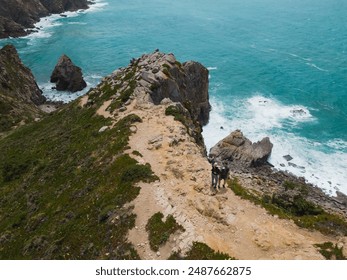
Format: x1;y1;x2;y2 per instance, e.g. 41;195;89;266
203;94;347;196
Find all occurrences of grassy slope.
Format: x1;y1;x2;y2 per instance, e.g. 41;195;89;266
0;98;157;259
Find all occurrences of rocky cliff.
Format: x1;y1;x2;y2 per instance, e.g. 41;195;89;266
0;44;45;133
0;0;89;38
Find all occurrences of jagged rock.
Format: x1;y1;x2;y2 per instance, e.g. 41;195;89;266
132;52;210;125
50;55;87;92
283;155;293;161
209;129;273;168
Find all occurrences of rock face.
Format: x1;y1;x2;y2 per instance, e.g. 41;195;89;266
50;55;87;92
129;51;210;125
0;44;46;132
209;129;273;168
0;0;89;39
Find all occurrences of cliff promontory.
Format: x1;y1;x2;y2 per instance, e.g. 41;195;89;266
0;0;89;38
0;44;45;133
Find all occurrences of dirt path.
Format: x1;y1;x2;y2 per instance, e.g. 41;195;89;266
121;99;338;260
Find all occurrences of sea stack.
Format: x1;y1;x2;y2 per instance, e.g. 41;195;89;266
50;54;87;92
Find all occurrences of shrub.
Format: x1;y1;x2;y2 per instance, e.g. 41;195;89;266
146;212;184;251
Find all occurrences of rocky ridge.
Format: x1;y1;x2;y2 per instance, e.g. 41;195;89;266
79;51;347;259
0;44;46;133
85;50;210;152
0;0;89;38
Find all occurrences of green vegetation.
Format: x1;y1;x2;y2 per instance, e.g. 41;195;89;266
169;242;234;260
146;212;184;251
315;242;347;260
87;62;139;114
165;105;204;148
132;150;143;157
165;105;188;127
229;179;347;236
0;96;157;259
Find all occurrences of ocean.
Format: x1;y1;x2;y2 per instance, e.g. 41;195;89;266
1;0;346;195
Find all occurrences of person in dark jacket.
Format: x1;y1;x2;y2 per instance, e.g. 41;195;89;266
218;163;230;188
211;162;220;189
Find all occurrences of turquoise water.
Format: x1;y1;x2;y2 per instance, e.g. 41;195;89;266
1;0;346;195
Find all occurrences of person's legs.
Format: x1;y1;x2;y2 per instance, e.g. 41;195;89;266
212;174;218;188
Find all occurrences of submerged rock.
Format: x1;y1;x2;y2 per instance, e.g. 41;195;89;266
50;55;87;92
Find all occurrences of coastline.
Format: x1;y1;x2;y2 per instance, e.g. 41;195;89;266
0;0;101;39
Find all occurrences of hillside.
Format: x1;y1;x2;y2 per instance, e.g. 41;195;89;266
0;0;89;38
0;50;346;260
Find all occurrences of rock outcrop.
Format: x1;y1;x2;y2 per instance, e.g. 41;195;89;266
50;54;87;92
86;50;210;152
103;51;210;126
209;129;273;168
0;44;46;133
0;0;89;39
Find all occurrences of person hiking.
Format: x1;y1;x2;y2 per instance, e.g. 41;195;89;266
218;163;230;188
211;162;220;189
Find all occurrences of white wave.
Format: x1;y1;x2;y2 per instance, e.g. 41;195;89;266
39;73;101;103
207;67;218;70
326;139;347;151
306;62;328;72
86;0;109;13
25;14;63;40
67;22;87;25
17;0;106;42
269;134;347;196
203;95;347;196
245;95;315;130
39;82;88;103
288;53;312;61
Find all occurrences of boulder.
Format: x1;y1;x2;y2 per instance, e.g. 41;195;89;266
50;55;87;92
209;129;273;168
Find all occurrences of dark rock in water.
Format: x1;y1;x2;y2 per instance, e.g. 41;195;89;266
283;154;293;161
209;129;273;168
50;54;87;92
291;108;306;116
288;162;305;170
